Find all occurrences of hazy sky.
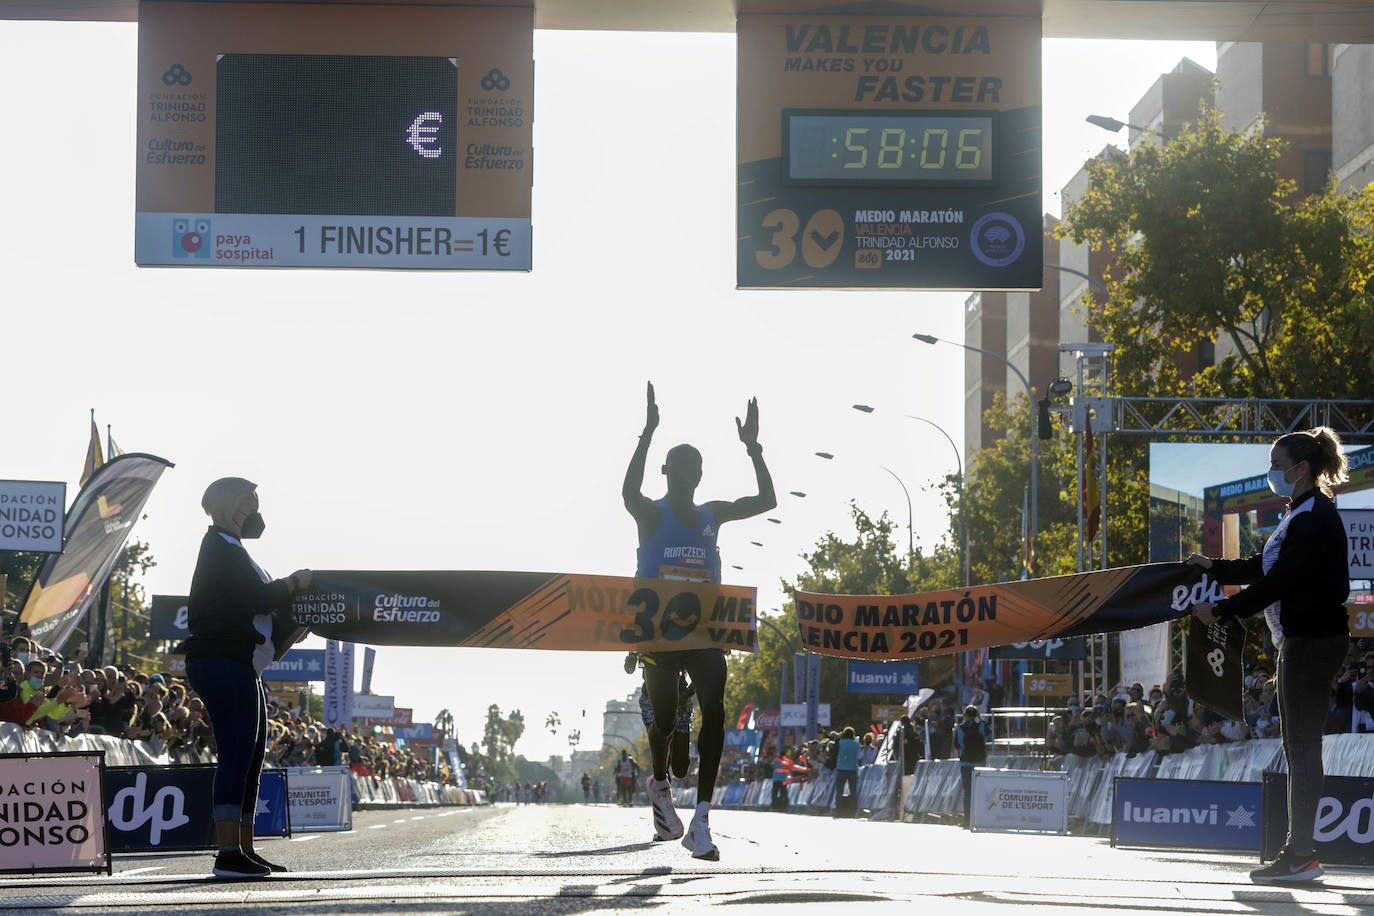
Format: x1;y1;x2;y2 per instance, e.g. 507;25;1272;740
0;22;1217;762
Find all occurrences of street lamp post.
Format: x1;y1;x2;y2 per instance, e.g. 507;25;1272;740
852;405;968;587
914;333;1037;577
758;615;795;754
814;450;913;558
1085;114;1176;144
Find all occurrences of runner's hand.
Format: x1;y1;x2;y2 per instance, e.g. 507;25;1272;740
1185;554;1212;570
737;397;760;446
644;382;659;436
1192;601;1218;626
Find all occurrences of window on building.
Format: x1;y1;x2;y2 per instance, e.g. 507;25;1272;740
1306;43;1333;78
1304;150;1333;195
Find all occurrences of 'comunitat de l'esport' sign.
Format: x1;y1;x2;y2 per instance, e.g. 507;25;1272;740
0;480;65;553
1112;778;1260;850
134;2;532;270
970;768;1068;835
846;660;919;694
736;14;1041;290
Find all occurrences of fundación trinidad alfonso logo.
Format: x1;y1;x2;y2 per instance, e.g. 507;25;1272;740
162;64;192;86
970;212;1025;268
480;68;511;91
172;217;211;259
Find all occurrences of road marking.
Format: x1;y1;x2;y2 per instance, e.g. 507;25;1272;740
394;818;409;823
411;816;426;820
116;866;163;877
289;835;321;842
368;824;388;830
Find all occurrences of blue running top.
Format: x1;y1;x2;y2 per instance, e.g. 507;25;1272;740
635;499;721;583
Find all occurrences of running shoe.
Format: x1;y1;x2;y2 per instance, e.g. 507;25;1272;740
648;777;683;840
682;816;719;861
1250;848;1323;884
211;849;271;879
245;850;288;873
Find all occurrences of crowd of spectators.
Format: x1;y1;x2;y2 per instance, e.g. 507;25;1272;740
0;633;479;791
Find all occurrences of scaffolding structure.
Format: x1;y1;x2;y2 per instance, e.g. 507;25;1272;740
1059;343;1374;696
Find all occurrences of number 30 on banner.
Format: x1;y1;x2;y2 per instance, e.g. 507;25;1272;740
755;209;844;270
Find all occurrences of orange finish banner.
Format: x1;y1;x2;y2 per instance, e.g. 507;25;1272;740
795;563;1206;660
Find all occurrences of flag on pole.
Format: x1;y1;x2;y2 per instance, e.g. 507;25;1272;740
1084;414;1102;540
79;410;103;487
106;425;124;459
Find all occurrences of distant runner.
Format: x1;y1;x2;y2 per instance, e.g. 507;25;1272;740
623;382;776;860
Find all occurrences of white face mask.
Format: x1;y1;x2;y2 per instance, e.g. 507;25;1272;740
1267;468;1295;498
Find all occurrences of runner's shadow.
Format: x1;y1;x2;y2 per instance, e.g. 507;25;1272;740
532;842;656;857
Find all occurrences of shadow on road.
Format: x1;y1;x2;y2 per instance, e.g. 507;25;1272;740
532;842;657;857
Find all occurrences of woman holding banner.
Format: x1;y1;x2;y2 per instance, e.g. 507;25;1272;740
1188;427;1350;885
181;477;311;879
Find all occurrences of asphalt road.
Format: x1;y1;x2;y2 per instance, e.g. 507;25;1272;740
3;802;1374;914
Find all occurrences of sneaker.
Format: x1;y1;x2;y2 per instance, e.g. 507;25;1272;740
212;849;271;879
245;850;288;873
1251;848;1323;884
682;816;719;861
649;777;683;840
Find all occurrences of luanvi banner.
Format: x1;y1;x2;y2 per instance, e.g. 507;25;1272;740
293;572;758;653
795;562;1218;661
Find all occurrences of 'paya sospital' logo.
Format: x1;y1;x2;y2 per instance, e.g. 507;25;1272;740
373;593;441;623
1171;573;1226;612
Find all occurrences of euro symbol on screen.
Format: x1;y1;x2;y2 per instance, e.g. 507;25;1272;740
406;112;443;159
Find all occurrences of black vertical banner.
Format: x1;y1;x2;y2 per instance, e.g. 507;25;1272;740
1184;617;1244;721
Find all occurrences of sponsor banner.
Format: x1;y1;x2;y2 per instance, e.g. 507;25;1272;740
160;654;188;677
724;729;762;751
368;706;412;728
1184;618;1244;721
17;455;173;650
1345;509;1374;579
149;594;190;640
795;562;1204;660
871;704;907;724
0;752;107;874
104;765;288;852
846;660;920;694
135;3;533;272
780;703;830;727
1120;622;1170;693
970;768;1068;835
284;766;352;833
341;644;355;726
361;647;376;694
0;480;66;553
262;648;326;682
1112;777;1260;850
805;652;821;739
395;723;434;742
753;709;780;730
1022;673;1074;697
351;694;394;720
322;641;342;728
989;638;1086;660
1263;773;1374;865
293;571;758;653
266;690;302;711
135;213;532;270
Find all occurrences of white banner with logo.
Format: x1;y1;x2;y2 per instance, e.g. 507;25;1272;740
970;768;1069;835
780;703;830;727
0;752;108;874
323;640;343;728
1343;510;1374;579
351;694;395;720
0;479;65;553
284;766;352;832
1120;622;1171;692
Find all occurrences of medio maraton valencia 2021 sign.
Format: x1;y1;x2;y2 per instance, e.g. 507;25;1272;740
794;563;1212;660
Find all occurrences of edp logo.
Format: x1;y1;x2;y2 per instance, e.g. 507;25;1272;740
109;772;189;845
1171;573;1226;612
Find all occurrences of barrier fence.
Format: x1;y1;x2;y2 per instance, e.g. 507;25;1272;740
705;734;1374;831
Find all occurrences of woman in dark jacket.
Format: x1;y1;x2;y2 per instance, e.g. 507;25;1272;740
1188;427;1350;885
182;477;310;879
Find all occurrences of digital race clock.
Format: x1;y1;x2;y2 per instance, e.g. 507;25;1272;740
784;110;995;186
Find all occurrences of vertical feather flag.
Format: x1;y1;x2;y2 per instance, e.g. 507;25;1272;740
106;425;125;459
79;410;103;487
1084;415;1102;540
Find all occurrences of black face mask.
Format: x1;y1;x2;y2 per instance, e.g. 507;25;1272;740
240;512;266;539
